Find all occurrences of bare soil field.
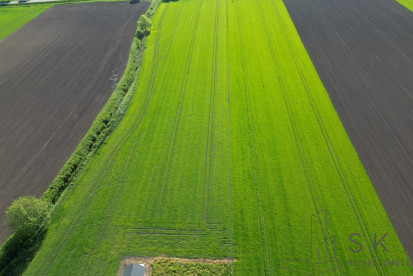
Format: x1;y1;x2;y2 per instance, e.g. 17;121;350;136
284;0;413;259
0;1;149;244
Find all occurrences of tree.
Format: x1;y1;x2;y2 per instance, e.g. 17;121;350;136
136;15;152;39
5;196;51;236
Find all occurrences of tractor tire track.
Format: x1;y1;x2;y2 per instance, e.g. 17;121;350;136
204;0;219;224
225;0;235;274
155;0;203;217
235;2;271;274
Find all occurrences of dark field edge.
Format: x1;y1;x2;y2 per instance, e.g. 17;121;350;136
0;1;158;274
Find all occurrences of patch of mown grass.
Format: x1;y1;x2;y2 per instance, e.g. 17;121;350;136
0;5;50;40
151;258;232;276
24;0;413;275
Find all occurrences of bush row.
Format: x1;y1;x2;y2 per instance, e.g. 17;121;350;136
40;0;167;204
41;36;142;204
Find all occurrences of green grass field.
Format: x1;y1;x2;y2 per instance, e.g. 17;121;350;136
397;0;413;11
25;0;413;275
0;5;50;40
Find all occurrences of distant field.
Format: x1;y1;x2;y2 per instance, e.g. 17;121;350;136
397;0;413;11
25;0;412;275
0;5;50;40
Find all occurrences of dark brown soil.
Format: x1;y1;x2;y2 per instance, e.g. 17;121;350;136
283;0;413;259
0;1;149;244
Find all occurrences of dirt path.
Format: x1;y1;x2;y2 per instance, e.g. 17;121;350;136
0;1;149;244
283;0;413;259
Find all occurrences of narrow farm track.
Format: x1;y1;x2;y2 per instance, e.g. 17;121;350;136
283;0;413;260
25;0;413;275
0;2;150;244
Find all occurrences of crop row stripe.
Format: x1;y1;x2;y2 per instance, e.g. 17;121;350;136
235;1;272;274
155;0;204;217
254;0;340;274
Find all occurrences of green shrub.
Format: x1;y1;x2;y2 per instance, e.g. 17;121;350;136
136;15;152;39
5;196;51;237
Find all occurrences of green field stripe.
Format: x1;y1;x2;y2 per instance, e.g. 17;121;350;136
254;0;341;274
0;5;50;40
225;0;235;272
137;3;187;222
397;0;413;11
204;0;219;224
155;0;204;220
234;1;272;274
253;1;331;273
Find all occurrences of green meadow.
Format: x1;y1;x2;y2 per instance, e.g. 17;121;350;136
0;5;50;40
25;0;413;275
397;0;413;11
